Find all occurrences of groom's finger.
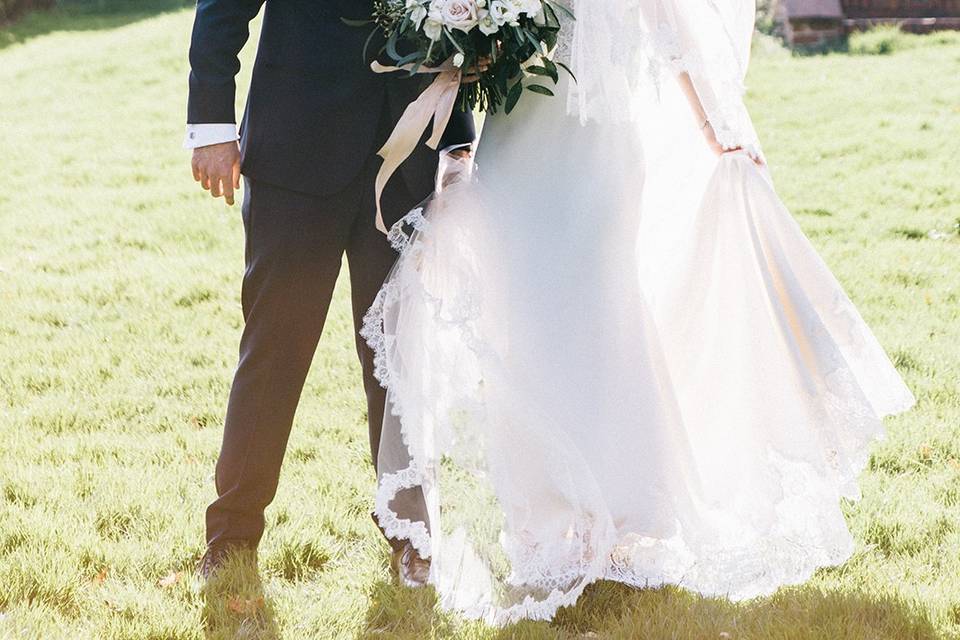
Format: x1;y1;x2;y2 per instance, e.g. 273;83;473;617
233;163;241;191
210;176;223;198
223;181;235;206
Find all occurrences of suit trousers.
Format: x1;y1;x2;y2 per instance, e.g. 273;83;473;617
205;115;429;553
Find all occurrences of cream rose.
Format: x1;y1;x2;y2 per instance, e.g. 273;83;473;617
488;0;519;26
436;0;479;32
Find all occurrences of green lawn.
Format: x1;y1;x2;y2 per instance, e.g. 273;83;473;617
0;5;959;639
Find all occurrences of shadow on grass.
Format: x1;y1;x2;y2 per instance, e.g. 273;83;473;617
360;578;460;639
0;0;193;50
362;578;942;639
200;549;280;640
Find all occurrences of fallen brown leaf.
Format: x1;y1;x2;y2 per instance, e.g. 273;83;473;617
158;571;183;588
227;596;265;616
92;568;108;585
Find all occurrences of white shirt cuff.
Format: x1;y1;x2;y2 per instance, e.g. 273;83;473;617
183;123;239;149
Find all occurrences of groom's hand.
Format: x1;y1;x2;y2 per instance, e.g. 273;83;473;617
192;141;242;205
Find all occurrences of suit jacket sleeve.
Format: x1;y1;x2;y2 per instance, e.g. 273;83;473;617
187;0;266;124
439;105;477;150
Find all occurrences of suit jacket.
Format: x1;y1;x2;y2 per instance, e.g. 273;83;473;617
187;0;476;200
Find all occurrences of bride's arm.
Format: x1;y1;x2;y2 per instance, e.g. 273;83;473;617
676;71;763;164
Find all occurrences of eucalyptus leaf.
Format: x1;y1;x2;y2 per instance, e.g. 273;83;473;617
542;30;558;51
556;60;577;83
541;57;559;83
396;50;425;67
505;81;524;114
542;2;560;29
386;29;401;61
522;28;542;50
361;27;380;63
526;65;552;78
527;84;554;96
340;17;372;27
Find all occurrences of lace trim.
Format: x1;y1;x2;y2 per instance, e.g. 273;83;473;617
374;465;434;560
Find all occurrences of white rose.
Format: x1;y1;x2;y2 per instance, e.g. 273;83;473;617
437;0;479;32
519;0;541;16
453;52;465;67
423;15;444;40
406;0;429;30
488;0;519;26
424;2;444;34
477;9;499;34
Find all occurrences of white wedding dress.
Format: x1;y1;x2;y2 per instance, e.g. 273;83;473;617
361;0;916;626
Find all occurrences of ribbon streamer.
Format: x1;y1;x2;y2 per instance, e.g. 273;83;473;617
371;59;462;233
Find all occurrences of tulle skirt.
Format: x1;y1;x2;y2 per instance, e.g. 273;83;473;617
361;104;915;625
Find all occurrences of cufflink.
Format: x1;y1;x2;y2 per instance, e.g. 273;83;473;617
189;132;196;139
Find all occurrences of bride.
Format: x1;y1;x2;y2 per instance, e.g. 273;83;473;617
361;0;916;626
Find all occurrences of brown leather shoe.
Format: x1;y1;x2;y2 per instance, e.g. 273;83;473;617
390;542;431;588
197;540;257;581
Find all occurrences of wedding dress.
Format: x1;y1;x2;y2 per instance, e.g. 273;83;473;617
361;0;916;626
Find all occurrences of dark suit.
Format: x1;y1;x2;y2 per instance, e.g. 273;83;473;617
188;0;475;551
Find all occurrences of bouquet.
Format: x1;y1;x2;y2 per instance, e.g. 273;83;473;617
353;0;575;231
363;0;574;114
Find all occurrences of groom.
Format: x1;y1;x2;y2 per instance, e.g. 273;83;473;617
185;0;475;585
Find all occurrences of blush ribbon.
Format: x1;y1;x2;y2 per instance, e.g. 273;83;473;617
371;59;462;233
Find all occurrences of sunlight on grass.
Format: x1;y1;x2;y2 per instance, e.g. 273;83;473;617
0;10;958;639
847;24;960;55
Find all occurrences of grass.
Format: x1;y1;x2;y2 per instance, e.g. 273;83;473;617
0;0;191;49
0;6;959;639
847;25;960;56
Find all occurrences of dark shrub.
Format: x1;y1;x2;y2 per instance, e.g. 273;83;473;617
1;0;56;23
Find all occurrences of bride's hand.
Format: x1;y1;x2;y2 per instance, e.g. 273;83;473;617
701;120;764;165
461;56;491;84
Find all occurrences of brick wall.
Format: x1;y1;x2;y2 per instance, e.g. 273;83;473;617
841;0;960;18
780;0;960;44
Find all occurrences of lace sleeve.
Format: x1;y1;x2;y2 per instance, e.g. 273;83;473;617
559;0;761;156
640;0;761;154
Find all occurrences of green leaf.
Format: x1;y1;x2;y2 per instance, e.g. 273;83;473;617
396;50;425;67
526;84;554;96
361;27;381;63
522;28;542;50
526;65;552;78
340;17;372;27
386;29;402;61
542;30;558;51
542;2;560;29
505;81;524;114
541;57;560;83
556;60;577;84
